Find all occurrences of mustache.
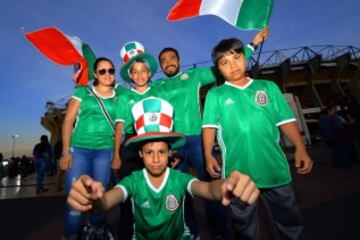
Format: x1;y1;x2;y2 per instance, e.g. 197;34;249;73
165;65;177;70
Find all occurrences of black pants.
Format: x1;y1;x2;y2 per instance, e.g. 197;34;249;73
117;133;143;240
230;183;303;240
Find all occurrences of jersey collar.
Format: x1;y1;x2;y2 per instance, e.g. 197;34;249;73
131;87;151;95
225;77;253;90
92;85;115;99
143;167;169;193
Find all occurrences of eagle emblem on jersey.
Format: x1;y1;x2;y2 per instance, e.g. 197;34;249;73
148;113;158;122
165;194;179;211
255;91;269;106
180;73;189;80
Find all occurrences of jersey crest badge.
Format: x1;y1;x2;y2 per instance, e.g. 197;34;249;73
255;91;269;106
165;194;179;211
180;73;189;80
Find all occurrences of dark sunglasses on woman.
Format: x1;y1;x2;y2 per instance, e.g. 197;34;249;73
97;68;115;75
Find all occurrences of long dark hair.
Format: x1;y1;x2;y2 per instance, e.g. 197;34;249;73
93;57;116;87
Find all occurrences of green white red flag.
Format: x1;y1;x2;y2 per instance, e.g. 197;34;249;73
167;0;273;30
25;27;96;85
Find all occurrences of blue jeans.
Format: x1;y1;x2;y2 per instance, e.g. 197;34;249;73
176;135;208;181
63;147;113;238
35;158;48;191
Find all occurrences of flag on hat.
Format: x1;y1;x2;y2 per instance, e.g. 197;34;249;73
167;0;273;30
125;97;185;151
119;41;158;82
25;27;96;85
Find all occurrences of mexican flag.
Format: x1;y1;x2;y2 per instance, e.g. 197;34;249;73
25;27;96;85
167;0;273;30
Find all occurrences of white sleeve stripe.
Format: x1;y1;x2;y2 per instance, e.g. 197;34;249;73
202;124;219;129
115;119;125;123
115;185;128;202
71;96;82;102
187;179;199;197
276;118;297;126
246;44;255;51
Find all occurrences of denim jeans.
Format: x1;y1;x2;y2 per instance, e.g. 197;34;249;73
176;135;208;181
35;158;48;191
63;147;113;238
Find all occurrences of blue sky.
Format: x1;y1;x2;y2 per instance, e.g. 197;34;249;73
0;0;359;158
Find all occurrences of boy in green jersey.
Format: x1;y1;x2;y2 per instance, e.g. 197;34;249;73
67;97;260;240
202;38;314;239
113;41;160;172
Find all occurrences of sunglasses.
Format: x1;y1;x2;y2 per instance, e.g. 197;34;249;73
97;68;115;75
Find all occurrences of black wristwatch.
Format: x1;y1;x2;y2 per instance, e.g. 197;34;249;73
249;42;258;51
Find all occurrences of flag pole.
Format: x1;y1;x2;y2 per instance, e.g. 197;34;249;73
255;41;264;66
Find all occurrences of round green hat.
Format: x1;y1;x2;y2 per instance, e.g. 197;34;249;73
119;41;158;82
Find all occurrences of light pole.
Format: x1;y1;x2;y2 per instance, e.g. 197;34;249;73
11;134;19;158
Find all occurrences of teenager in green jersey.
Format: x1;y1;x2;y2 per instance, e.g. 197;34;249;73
67;97;260;240
60;57;118;239
202;38;314;239
153;28;269;181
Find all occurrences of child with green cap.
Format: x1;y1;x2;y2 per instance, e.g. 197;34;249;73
112;41;162;173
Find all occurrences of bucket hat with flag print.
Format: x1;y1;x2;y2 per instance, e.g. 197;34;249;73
125;97;185;151
119;41;158;82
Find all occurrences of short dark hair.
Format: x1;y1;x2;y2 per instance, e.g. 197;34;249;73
158;47;180;63
40;135;48;143
211;38;244;66
93;57;115;86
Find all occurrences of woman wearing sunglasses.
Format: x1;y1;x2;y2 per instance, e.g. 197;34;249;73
60;57;118;239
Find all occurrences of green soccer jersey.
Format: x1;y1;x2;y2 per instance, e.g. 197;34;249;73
151;45;254;136
117;168;197;240
202;79;296;188
115;87;160;133
115;83;128;96
70;86;118;149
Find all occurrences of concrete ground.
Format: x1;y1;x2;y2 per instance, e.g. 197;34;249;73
0;142;359;239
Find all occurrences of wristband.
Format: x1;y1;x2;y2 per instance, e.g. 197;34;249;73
62;150;72;156
249;42;258;51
